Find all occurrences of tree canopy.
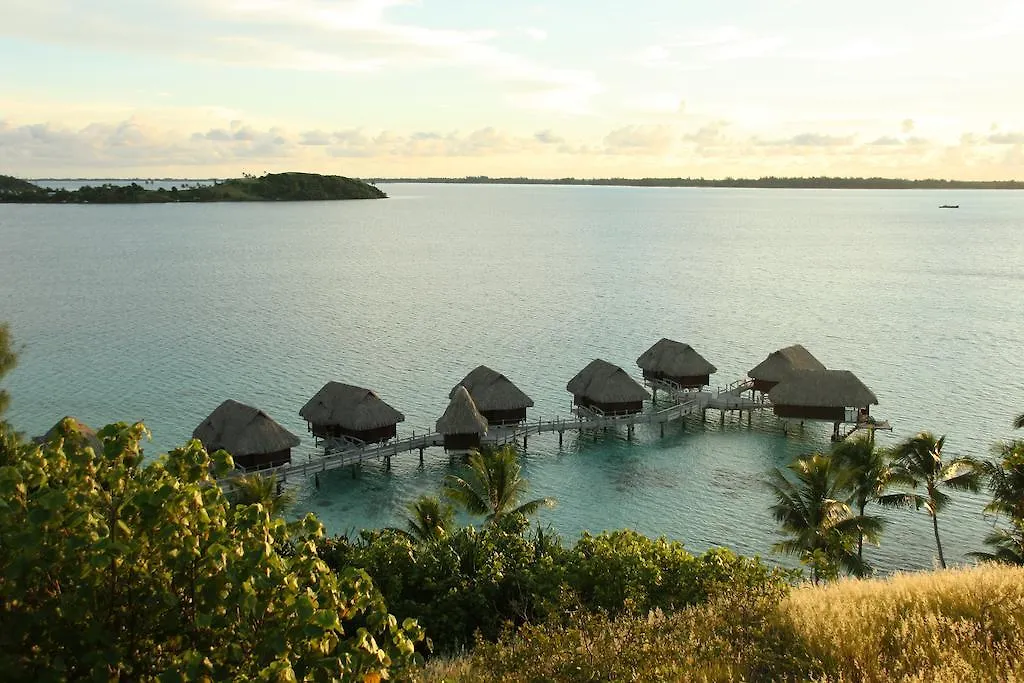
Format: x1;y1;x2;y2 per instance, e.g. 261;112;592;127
0;420;422;680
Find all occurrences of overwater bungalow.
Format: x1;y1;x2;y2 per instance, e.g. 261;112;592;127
636;338;717;390
34;416;104;453
748;344;826;394
567;358;650;415
767;369;879;437
299;381;405;444
436;385;488;451
450;365;534;425
193;399;300;469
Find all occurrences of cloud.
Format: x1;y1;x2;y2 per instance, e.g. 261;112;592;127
534;130;564;144
684;120;731;146
603;125;675;155
524;27;547;41
0;0;601;114
988;132;1024;144
870;136;903;146
761;133;857;147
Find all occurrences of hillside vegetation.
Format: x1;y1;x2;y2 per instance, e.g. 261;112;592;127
428;564;1024;682
0;171;386;203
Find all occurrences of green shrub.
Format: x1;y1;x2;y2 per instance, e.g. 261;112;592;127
0;420;422;680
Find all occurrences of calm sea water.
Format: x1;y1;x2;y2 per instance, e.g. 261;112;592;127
2;183;1023;571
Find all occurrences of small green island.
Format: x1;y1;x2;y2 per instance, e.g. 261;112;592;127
0;171;386;203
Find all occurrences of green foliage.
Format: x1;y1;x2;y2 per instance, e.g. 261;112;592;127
831;435;906;564
0;322;17;417
227;471;296;518
972;440;1024;565
0;420;422;680
321;521;791;654
767;452;884;582
399;495;455;543
0;172;386;204
886;432;981;568
443;445;554;524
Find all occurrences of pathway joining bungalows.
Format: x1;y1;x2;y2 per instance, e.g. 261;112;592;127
207;338;892;486
194;399;299;469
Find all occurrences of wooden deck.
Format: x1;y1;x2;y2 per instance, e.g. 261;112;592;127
218;375;889;487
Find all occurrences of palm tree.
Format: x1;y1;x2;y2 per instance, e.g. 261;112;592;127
831;434;906;564
229;472;295;518
399;495;455;543
886;432;980;569
1014;414;1024;430
766;453;883;583
443;445;555;525
971;440;1024;565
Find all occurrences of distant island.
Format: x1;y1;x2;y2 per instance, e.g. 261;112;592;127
373;175;1024;190
0;172;386;203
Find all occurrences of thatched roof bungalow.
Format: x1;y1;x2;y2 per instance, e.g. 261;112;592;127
436;385;488;451
34;416;104;454
636;338;717;389
451;365;534;425
767;370;878;422
299;382;405;444
193;399;300;469
567;359;650;415
748;344;826;393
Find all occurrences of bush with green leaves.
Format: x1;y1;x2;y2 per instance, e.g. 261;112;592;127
321;520;791;654
0;419;422;680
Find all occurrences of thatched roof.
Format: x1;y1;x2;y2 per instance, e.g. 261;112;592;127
636;338;717;377
35;417;103;453
768;370;878;408
748;344;826;382
193;399;300;456
299;382;405;430
566;359;651;403
450;365;534;412
436;386;488;435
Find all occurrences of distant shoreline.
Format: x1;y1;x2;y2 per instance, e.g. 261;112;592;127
368;176;1024;190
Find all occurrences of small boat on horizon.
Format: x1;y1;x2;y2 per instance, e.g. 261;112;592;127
939;204;959;209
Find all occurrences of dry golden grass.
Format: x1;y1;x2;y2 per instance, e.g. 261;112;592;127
782;564;1024;682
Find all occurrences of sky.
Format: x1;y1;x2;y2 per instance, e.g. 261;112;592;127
1;0;1023;179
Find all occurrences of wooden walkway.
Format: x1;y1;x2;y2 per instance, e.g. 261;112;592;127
218;376;885;487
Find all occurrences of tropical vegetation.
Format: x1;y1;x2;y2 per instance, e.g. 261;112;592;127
885;432;981;568
0;172;386;203
2;323;1024;678
766;452;883;581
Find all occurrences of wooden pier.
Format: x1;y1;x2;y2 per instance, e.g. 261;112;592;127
220;380;773;488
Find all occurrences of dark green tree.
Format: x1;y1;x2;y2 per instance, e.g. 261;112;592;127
0;323;17;417
971;439;1024;565
398;495;455;543
0;419;423;679
443;445;555;524
767;453;883;582
886;432;980;569
831;434;908;564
